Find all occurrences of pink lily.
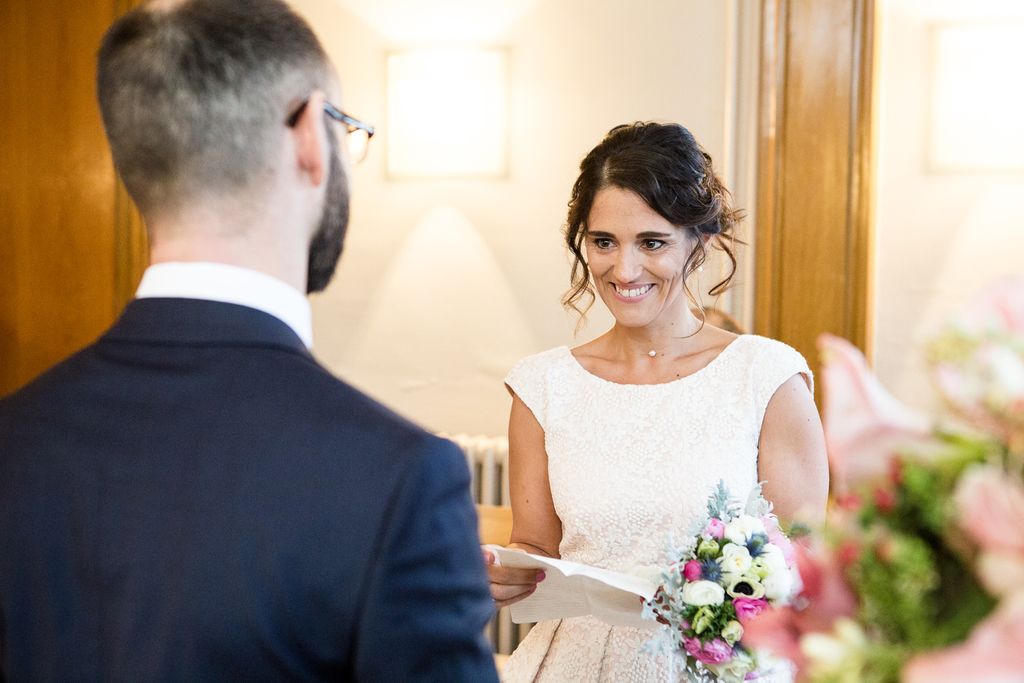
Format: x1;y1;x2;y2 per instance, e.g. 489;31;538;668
817;333;932;493
903;594;1024;683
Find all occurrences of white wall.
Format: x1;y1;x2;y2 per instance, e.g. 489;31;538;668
287;0;740;436
874;0;1024;413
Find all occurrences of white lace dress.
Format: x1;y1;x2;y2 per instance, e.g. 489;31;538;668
500;335;810;683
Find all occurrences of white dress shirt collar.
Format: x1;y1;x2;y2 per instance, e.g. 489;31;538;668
134;262;314;349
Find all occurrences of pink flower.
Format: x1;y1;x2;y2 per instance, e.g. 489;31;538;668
683;560;703;581
836;493;862;510
933;345;1024;439
742;542;857;682
705;518;726;539
765;525;796;565
817;333;932;493
902;595;1024;683
684;636;735;665
926;277;1024;440
947;276;1024;337
873;486;897;513
955;465;1024;555
954;464;1024;596
836;540;861;566
732;596;769;624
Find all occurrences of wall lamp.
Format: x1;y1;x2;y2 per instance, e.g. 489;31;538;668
386;48;508;179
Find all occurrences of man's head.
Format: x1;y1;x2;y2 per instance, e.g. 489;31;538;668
97;0;349;292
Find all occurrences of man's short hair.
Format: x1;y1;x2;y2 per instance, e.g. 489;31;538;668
97;0;330;214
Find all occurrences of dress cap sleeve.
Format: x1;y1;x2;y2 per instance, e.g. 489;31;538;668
504;347;567;433
748;336;814;430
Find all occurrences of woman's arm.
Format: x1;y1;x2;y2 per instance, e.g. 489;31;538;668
507;392;562;557
757;374;829;527
482;391;563;609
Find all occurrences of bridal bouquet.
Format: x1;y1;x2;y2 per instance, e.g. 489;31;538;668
742;276;1024;683
642;481;802;683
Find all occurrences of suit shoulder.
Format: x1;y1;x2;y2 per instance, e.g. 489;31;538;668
272;353;459;458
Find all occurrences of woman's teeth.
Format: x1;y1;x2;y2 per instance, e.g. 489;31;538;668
615;284;653;298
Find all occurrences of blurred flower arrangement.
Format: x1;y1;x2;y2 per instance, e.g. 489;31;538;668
642;481;802;683
744;276;1024;683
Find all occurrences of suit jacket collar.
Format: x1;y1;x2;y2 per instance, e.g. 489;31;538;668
104;298;312;356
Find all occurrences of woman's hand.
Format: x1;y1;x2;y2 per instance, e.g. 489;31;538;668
482;547;545;610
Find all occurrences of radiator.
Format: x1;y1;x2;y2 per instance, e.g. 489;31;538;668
442;433;532;656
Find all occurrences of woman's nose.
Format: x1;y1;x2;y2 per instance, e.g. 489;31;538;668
613;249;642;282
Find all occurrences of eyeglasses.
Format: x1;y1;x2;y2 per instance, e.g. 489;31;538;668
286;99;375;164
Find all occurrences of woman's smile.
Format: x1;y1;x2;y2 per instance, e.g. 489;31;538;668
612;283;654;300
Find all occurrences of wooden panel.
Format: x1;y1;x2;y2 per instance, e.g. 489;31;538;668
755;0;877;402
476;504;513;547
0;0;146;397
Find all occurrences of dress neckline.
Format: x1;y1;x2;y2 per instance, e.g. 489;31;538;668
562;334;749;388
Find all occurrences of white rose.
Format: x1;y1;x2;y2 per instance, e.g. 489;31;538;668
762;567;795;601
745;488;772;517
705;650;757;683
800;618;868;671
721;619;744;645
724;515;765;545
980;344;1024;405
800;633;848;668
718;543;753;576
681;580;725;606
759;543;788;575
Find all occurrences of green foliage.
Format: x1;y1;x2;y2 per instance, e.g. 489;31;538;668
841;439;998;668
787;521;812;539
681;602;738;644
707;481;739;521
853;531;938;647
858;642;911;683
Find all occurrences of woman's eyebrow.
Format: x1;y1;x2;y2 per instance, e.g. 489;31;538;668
587;230;675;239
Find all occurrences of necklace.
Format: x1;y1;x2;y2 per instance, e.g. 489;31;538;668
648;350;657;357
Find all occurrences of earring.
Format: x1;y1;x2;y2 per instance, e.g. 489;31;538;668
695;265;703;273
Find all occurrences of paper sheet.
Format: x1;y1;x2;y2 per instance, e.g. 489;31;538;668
487;546;661;629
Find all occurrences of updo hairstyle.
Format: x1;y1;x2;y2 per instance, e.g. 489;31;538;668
562;122;742;324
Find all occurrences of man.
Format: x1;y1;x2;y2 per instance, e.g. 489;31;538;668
0;1;499;680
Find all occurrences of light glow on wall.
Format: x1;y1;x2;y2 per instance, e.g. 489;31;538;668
387;48;508;179
929;22;1024;171
335;0;545;42
341;205;537;436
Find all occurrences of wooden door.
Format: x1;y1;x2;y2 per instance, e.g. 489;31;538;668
755;0;878;401
0;0;147;398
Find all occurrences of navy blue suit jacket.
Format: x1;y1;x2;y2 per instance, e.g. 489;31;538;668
0;298;498;682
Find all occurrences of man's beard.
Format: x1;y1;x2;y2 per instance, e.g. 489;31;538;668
306;126;350;294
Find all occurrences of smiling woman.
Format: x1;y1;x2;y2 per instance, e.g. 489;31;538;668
562;122;741;332
484;122;829;683
584;187;698;333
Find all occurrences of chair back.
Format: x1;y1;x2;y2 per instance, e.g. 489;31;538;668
476;504;513;547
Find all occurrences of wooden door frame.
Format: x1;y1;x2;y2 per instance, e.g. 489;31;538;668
754;0;878;394
0;0;146;397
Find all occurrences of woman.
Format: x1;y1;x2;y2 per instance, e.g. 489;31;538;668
485;122;829;682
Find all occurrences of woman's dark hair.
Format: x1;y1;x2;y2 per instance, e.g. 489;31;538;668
563;122;743;326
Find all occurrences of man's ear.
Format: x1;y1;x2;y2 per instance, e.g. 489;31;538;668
290;90;328;188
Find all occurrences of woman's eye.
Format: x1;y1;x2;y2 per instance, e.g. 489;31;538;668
593;238;613;249
643;239;665;250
